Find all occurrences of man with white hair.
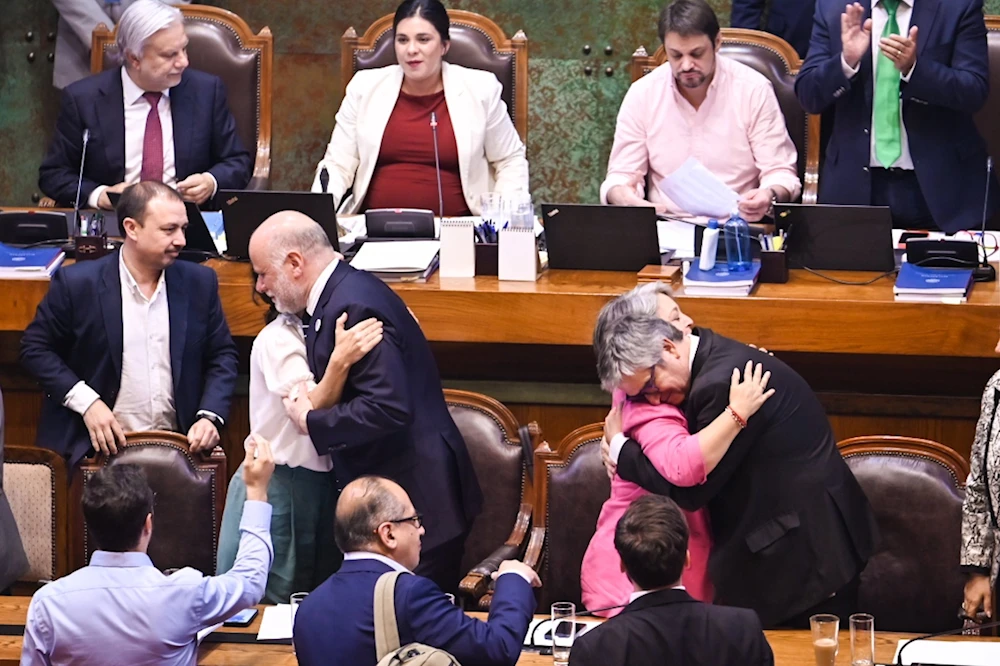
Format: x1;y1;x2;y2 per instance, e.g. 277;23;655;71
39;0;250;209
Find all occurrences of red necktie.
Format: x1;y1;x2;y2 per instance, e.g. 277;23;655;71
140;92;163;182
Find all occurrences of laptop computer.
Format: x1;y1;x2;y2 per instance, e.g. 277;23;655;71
774;203;896;272
541;204;662;271
107;192;218;261
217;190;341;259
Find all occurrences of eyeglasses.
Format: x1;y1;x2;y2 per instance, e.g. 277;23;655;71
626;364;659;403
377;513;424;532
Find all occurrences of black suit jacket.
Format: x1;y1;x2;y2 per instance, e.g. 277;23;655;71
730;0;816;58
570;588;773;666
617;329;878;627
19;251;239;465
38;67;252;207
304;262;483;551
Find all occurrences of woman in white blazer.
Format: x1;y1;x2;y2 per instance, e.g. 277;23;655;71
311;0;529;215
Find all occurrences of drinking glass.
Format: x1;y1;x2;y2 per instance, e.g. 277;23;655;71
850;613;875;666
551;601;576;666
508;192;535;230
810;613;839;666
480;192;510;232
290;592;308;653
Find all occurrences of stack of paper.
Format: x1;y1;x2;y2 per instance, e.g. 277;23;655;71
0;243;65;279
893;263;973;303
683;261;761;297
350;239;440;282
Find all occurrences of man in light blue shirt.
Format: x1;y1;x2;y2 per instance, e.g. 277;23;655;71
20;435;276;666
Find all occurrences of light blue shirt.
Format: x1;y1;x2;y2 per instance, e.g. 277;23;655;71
21;500;273;666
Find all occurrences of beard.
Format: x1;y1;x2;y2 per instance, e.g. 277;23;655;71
677;71;706;89
268;272;305;315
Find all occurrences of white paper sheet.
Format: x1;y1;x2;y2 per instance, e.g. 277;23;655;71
256;604;293;641
894;638;1000;665
350;240;441;273
658;157;739;220
658;219;696;258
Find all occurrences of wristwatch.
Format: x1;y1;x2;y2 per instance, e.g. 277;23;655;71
196;410;225;432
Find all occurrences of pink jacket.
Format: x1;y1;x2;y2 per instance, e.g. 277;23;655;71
580;394;714;616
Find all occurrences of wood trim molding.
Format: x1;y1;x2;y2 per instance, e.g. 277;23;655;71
341;10;529;142
837;435;971;484
4;446;69;580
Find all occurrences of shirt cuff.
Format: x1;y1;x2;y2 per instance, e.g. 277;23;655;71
841;54;861;79
87;186;107;210
196;410;224;426
609;432;629;465
901;61;915;82
498;569;535;586
240;500;273;529
205;172;219;198
63;381;101;416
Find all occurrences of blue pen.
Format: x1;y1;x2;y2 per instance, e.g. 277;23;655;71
502;221;509;231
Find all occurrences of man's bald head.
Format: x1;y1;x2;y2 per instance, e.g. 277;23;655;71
334;476;409;553
249;210;336;315
249;210;334;266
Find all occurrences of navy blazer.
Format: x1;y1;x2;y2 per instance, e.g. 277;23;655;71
19;251;238;465
616;329;878;627
293;558;535;666
730;0;816;58
570;588;773;666
304;262;482;552
38;67;252;207
795;0;998;233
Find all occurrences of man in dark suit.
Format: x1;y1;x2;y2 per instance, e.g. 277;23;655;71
571;495;773;666
293;476;537;666
249;211;483;594
730;0;816;58
594;304;878;628
795;0;998;233
20;182;238;466
39;0;250;209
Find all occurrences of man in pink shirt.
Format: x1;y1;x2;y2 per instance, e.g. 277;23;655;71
601;0;801;222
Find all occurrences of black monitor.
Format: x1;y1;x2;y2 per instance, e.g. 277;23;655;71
217;190;341;260
774;203;896;272
541;204;662;271
0;211;70;245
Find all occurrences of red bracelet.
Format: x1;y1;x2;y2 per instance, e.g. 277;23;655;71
727;405;747;429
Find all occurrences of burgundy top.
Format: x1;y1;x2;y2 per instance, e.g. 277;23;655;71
363;90;471;216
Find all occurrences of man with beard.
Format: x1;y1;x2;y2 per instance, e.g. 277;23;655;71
601;0;801;223
248;211;482;595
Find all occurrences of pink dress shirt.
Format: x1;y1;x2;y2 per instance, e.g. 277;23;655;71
580;392;714;617
599;55;801;215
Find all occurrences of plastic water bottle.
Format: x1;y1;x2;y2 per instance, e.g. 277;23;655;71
699;219;720;271
725;213;752;272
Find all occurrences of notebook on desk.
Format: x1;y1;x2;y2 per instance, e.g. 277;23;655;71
774;203;896;272
541;204;662;271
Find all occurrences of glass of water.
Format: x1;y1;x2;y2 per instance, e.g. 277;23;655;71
551;601;576;666
850;613;875;666
507;190;535;230
480;192;510;233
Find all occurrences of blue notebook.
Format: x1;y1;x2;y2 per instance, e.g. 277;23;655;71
684;261;761;287
0;243;64;271
894;263;972;294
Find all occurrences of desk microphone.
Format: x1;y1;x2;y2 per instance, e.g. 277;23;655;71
894;617;1000;665
430;112;445;220
73;129;91;233
974;156;997;282
319;166;330;194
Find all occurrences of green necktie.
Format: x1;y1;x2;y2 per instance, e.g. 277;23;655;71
874;0;902;168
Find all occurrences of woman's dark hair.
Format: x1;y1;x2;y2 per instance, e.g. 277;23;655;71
82;464;155;552
250;268;279;323
393;0;450;41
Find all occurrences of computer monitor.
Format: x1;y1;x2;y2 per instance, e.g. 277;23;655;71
0;210;71;245
217;190;341;260
774;203;896;272
541;204;662;271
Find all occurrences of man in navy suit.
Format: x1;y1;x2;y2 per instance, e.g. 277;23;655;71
39;0;250;210
249;211;483;594
20;182;238;466
795;0;998;233
730;0;816;58
293;476;537;666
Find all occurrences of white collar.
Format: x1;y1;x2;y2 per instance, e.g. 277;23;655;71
121;67;171;106
305;257;340;317
629;584;686;604
687;333;700;372
343;551;412;573
119;249;165;300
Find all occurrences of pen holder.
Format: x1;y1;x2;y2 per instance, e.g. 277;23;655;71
475;243;499;276
74;234;110;262
759;250;788;284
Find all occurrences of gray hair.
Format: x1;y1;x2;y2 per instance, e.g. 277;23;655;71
116;0;183;64
601;282;674;322
269;218;333;266
594;311;683;392
334;476;407;552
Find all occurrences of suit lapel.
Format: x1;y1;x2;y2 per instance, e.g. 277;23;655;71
685;328;714;425
165;264;188;391
908;0;940;62
306;262;353;378
100;253;125;382
169;73;193;179
98;69;127;180
441;62;472;185
861;0;875;109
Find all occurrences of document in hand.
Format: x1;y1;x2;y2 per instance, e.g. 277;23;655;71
349;239;441;282
658;157;739;220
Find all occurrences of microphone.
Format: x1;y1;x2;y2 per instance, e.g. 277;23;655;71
430;112;445;221
895;617;1000;665
73;129;91;234
974;156;996;282
319;166;330;194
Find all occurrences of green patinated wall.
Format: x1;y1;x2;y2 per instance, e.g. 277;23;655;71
3;1;1000;206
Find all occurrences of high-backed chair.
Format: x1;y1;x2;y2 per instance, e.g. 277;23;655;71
445;389;537;608
630;28;819;204
342;10;528;142
3;445;69;584
71;431;227;575
92;5;273;189
522;423;610;610
839;436;969;633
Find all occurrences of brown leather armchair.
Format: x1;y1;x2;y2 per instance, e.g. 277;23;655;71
521;423;610;610
71;431;227;575
342;10;528;143
839;436;970;633
631;28;819;204
92;5;273;189
445;389;537;609
3;445;69;584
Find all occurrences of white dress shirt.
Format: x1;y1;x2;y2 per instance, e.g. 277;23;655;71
841;0;915;169
629;584;686;604
305;257;341;319
249;314;333;472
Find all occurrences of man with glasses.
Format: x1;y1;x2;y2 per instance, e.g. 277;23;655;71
293;476;539;666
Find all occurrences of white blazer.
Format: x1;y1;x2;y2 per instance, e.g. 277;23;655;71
311;61;529;214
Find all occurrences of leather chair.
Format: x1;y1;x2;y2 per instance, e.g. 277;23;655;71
445;389;537;609
342;10;528;142
71;431;227;575
92;5;273;189
630;28;820;204
839;436;969;633
3;445;69;584
522;423;610;610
